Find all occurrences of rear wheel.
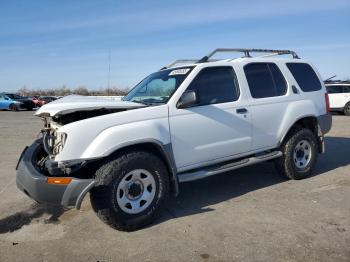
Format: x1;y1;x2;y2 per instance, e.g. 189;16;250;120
90;150;169;231
344;102;350;116
275;128;318;179
9;103;18;111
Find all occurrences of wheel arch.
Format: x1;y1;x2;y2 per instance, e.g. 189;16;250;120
279;115;323;152
105;140;178;196
75;140;179;209
9;102;17;111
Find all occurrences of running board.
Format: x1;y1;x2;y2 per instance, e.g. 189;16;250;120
177;151;283;183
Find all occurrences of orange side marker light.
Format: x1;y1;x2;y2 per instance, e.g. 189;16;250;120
47;177;72;185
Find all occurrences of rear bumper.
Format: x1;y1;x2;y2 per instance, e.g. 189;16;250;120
317;113;332;135
16;140;97;208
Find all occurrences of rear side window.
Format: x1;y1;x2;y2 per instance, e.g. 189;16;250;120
244;63;287;98
286;63;322;92
326;86;343;94
343;86;350;93
186;66;239;106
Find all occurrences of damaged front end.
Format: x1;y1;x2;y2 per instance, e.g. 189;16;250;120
16;138;97;209
37;116;80;177
38;107;131;175
16;95;146;207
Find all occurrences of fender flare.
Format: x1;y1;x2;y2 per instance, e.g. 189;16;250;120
75;139;179;209
278;114;318;146
107;139;180;196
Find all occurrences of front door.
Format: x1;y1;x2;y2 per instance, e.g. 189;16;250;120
169;66;252;171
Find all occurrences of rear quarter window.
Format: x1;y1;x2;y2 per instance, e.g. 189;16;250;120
286;63;322;92
244;63;287;99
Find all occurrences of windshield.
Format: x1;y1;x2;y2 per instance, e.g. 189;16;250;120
123;67;193;105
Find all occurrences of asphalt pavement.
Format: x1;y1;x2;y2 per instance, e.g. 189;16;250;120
0;111;349;262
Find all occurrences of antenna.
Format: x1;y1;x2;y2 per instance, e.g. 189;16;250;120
107;49;111;94
324;75;336;82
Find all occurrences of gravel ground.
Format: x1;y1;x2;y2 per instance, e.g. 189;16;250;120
0;111;349;262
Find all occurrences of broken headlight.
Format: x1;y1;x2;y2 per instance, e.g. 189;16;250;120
43;130;67;156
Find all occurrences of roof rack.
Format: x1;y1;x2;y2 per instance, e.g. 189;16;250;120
198;48;299;62
166;59;200;68
163;48;299;69
324;79;350;84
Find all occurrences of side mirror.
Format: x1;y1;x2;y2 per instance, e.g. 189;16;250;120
177;90;198;109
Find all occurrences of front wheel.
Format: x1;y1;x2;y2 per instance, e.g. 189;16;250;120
275;128;318;180
9;103;18;111
344;102;350;116
90;150;170;231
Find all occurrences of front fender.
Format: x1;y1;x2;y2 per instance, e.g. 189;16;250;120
55;105;170;162
80;120;170;159
58;117;177;195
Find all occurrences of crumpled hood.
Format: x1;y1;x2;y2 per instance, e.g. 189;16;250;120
35;95;146;117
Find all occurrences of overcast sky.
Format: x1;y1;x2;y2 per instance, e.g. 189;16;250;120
0;0;349;91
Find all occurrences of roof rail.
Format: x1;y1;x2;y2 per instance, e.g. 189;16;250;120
166;59;200;68
198;48;299;62
324;79;350;84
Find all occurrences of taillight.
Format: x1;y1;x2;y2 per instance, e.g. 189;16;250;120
325;93;330;113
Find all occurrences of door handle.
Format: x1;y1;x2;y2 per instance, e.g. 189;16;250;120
236;108;248;114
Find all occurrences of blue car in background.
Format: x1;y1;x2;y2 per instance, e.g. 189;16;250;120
2;93;35;110
0;94;22;111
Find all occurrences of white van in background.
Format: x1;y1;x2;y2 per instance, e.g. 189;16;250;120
325;81;350;115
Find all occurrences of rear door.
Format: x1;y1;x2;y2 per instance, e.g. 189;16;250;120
240;62;290;150
169;66;252;171
326;85;346;108
340;85;350;108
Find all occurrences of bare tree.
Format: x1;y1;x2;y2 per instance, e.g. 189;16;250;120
16;86;128;97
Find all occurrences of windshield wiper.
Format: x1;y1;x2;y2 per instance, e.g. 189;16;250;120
138;98;165;106
131;100;148;105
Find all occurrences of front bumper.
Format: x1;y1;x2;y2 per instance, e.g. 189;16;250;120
16;140;97;209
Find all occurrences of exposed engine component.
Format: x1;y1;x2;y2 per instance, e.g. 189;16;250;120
41;108;130;157
42;128;67;156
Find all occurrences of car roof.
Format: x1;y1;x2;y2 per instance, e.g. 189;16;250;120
165;57;310;71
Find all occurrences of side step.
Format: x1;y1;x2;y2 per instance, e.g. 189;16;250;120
177;151;282;183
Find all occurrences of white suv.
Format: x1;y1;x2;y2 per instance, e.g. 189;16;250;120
325;81;350;115
16;48;332;231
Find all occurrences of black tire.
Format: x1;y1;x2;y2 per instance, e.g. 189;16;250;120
26;107;33;111
90;150;170;231
9;103;18;111
275;128;318;180
344;102;350;116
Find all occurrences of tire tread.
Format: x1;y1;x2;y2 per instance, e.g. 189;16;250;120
275;128;318;180
90;150;169;231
